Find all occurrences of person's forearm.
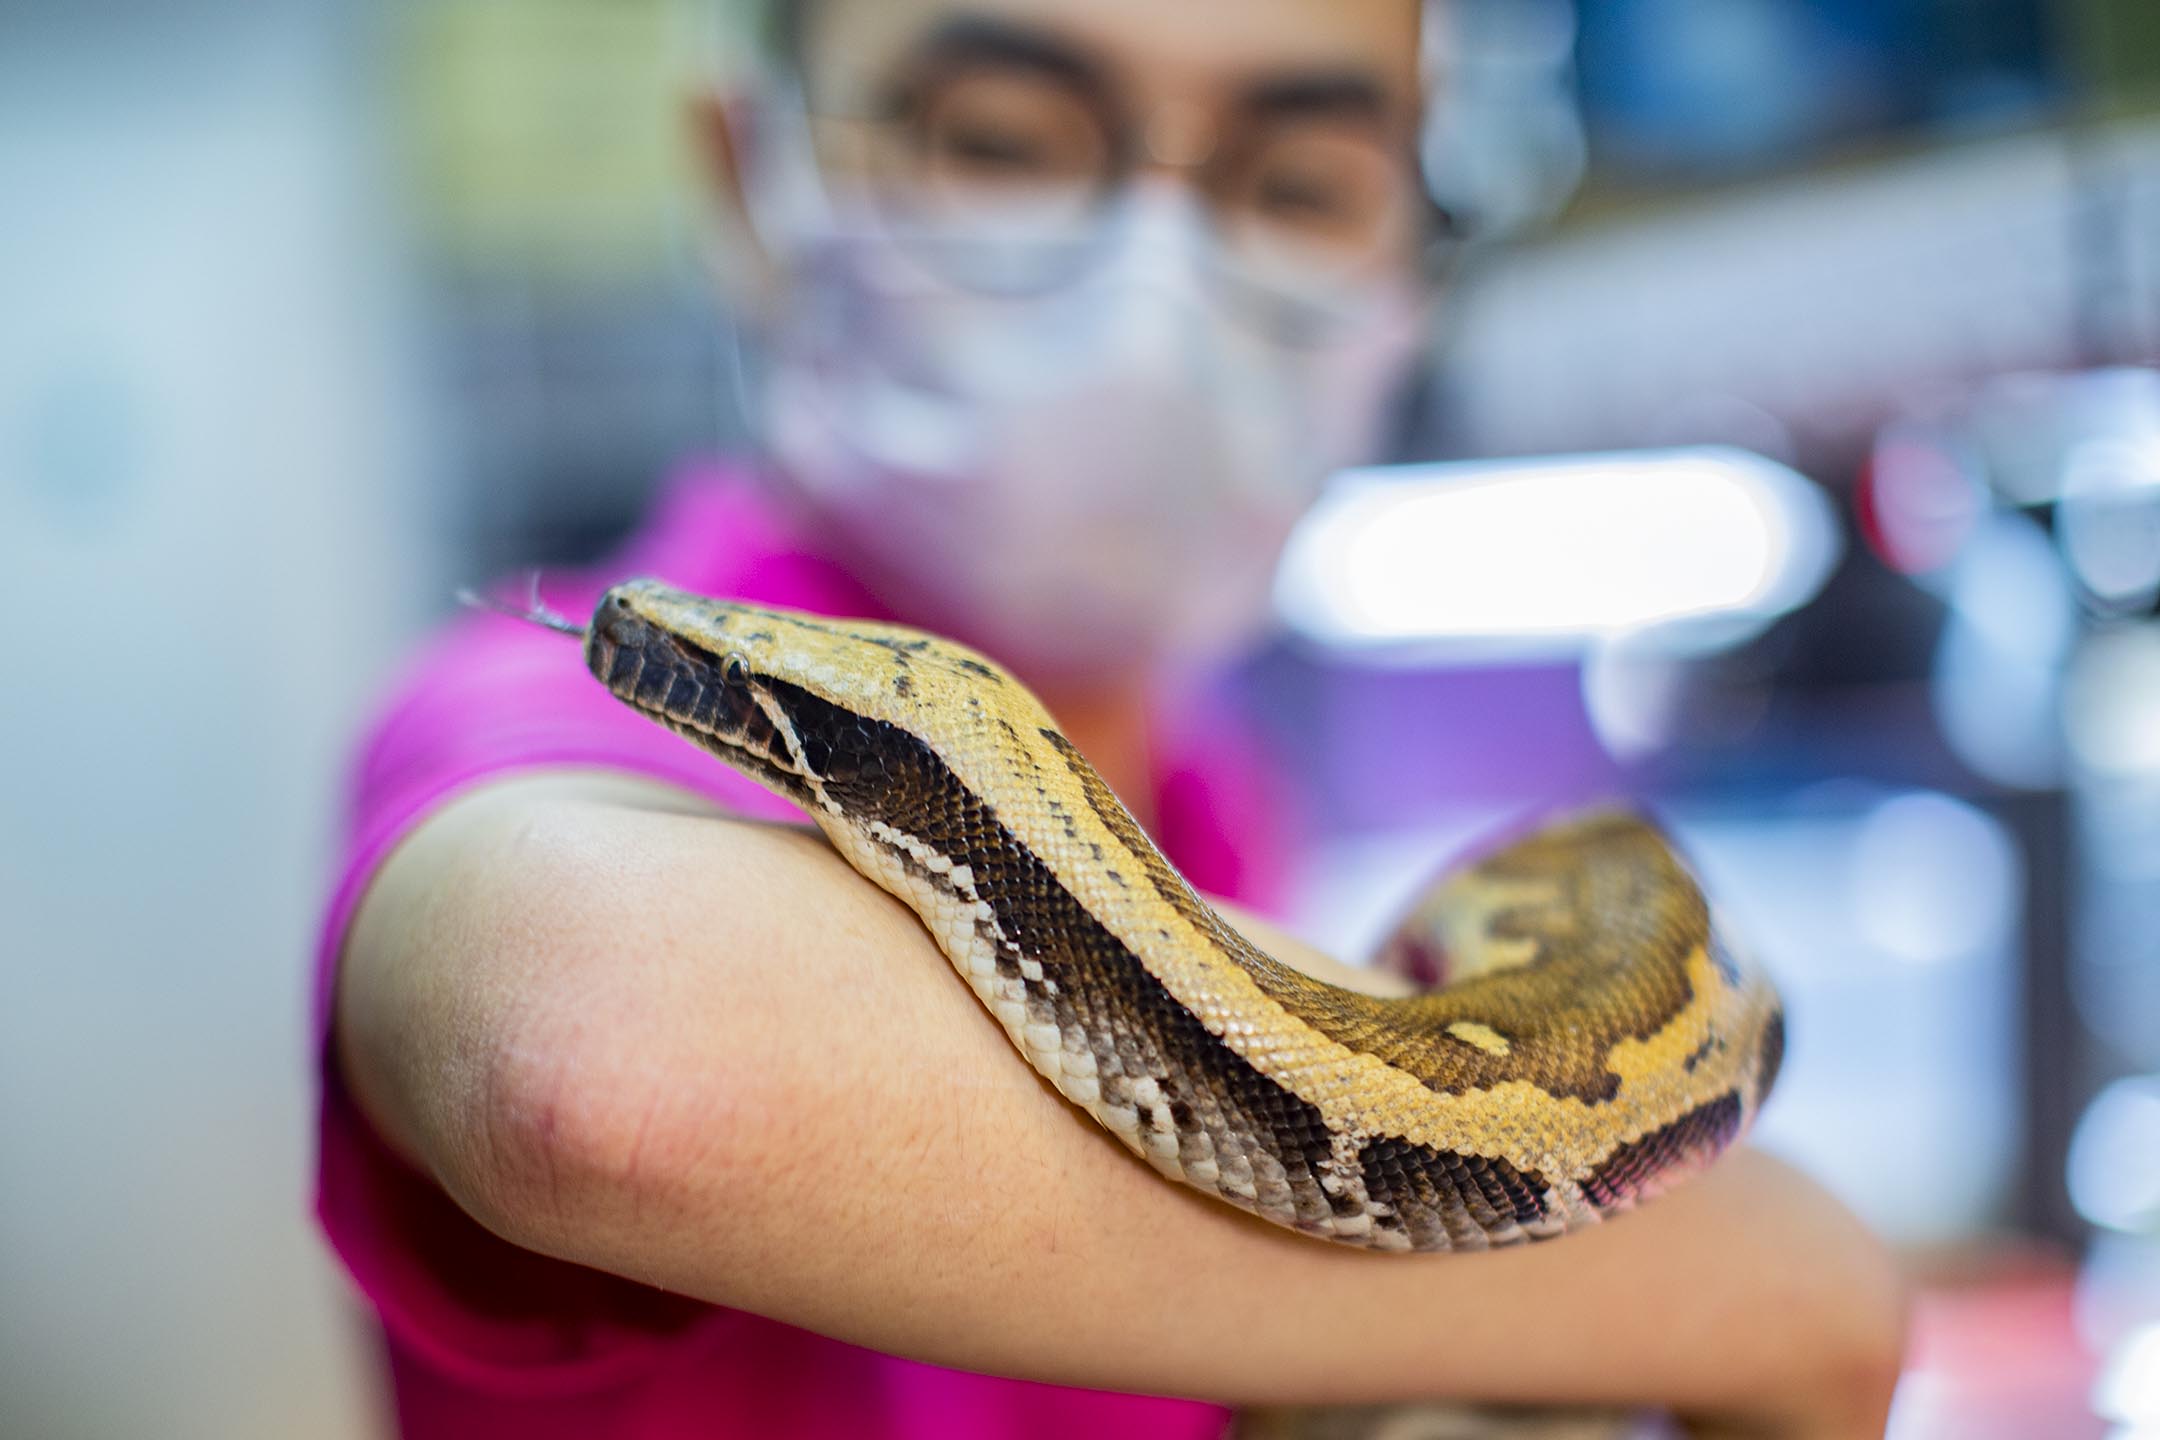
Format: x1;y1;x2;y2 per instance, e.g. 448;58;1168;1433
338;773;1904;1432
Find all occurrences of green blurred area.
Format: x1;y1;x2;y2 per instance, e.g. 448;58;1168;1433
393;0;760;281
2069;0;2160;115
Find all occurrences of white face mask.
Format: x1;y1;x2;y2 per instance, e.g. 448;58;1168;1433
734;113;1432;683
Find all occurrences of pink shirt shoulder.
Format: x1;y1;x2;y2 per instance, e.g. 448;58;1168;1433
313;463;1290;1439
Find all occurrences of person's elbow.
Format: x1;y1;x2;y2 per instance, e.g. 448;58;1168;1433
380;791;807;1289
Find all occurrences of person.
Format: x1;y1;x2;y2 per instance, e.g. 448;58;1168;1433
319;1;1908;1436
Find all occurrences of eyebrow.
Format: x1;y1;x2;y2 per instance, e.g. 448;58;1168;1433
877;16;1400;133
884;15;1110;113
1240;72;1396;125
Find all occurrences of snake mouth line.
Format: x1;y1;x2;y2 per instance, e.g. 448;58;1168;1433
586;603;817;806
458;581;821;808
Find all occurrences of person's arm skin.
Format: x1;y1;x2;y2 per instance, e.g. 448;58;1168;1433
337;771;1907;1437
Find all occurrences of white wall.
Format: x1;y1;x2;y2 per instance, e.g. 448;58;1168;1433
0;5;441;1435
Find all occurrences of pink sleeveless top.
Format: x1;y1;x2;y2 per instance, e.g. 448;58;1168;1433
312;464;1292;1438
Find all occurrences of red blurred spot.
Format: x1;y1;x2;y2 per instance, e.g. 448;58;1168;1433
1859;433;1983;575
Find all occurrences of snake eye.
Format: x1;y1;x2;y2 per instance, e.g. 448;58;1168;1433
722;651;751;688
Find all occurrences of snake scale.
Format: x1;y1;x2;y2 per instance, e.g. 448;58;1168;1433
543;578;1783;1254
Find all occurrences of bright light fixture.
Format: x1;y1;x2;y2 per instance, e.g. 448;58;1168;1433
2070;1076;2160;1235
1275;447;1840;656
2099;1323;2160;1424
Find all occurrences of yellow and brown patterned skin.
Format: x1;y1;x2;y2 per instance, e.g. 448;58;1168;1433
580;579;1785;1253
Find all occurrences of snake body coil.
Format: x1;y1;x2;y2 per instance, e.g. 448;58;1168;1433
579;579;1784;1252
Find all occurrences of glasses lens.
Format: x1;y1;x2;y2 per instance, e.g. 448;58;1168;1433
833;72;1424;309
1215;120;1416;283
895;68;1111;238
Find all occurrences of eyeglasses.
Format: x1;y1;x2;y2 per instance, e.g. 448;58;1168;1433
802;41;1447;316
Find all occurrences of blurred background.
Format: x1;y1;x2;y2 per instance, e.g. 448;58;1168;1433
2;0;2156;1436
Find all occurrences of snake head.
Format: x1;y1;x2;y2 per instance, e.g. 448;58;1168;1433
583;581;800;789
585;578;1037;807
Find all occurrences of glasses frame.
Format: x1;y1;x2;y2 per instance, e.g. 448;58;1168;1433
782;62;1460;342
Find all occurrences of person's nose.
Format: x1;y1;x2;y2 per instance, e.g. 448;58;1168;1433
1133;97;1220;181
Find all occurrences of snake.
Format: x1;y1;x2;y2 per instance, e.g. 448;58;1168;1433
514;577;1784;1254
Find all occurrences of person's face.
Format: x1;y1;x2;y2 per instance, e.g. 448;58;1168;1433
704;0;1429;296
691;1;1436;682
